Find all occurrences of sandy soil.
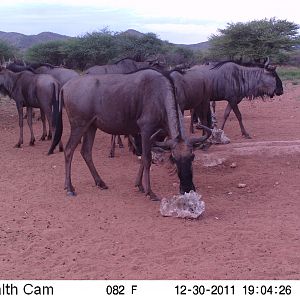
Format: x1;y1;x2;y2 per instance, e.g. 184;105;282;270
0;81;299;280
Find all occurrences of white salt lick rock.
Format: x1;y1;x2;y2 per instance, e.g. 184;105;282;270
160;191;205;219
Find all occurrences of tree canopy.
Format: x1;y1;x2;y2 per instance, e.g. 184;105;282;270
0;41;18;63
2;19;300;69
209;18;300;62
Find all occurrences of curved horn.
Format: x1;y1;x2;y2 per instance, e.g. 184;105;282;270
177;105;186;139
150;129;163;142
188;125;212;146
264;57;270;68
154;138;177;150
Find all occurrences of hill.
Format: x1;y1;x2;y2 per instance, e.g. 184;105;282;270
175;41;210;51
0;29;210;52
0;31;71;50
122;29;210;50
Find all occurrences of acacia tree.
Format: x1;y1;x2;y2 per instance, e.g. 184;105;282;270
0;41;18;62
25;40;67;65
209;18;300;62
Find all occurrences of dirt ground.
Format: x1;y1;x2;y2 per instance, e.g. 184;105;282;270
0;81;299;280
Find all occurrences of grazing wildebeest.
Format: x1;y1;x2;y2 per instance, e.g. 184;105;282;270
190;59;283;138
0;68;62;148
49;68;211;200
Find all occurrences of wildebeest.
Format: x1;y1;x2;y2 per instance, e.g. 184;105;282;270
169;68;212;134
33;64;79;86
0;68;62;148
49;68;211;200
5;62;35;73
85;57;165;157
84;57;161;75
190;59;283;138
3;61;40;120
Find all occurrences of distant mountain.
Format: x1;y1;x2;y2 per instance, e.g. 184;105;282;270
121;29;145;38
0;31;71;50
176;41;210;51
0;29;210;51
121;29;210;50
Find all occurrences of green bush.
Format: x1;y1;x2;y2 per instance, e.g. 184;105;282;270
277;66;300;81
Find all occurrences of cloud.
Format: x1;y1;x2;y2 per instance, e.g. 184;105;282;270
141;22;224;44
0;0;299;44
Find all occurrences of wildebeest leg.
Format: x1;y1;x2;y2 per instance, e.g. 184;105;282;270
220;102;232;130
140;130;160;201
109;135;124;157
26;107;35;146
23;108;27;119
210;102;218;128
135;163;145;193
39;110;47;141
15;105;24;148
109;135;116;158
194;104;210;135
64;126;86;196
189;109;195;134
42;108;53;141
81;126;108;190
117;135;124;148
231;104;251;138
211;101;216;114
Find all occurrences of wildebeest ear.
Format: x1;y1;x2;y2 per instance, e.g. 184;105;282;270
267;65;277;71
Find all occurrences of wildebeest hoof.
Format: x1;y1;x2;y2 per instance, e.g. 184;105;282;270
243;134;252;139
67;190;77;196
201;143;211;151
29;140;35;146
14;143;21;148
96;182;108;190
109;153;114;158
136;184;145;193
147;191;161;201
40;136;46;141
118;144;124;148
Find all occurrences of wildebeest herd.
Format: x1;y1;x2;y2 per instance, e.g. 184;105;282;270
0;57;283;201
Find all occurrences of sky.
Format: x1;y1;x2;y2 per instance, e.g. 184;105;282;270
0;0;299;44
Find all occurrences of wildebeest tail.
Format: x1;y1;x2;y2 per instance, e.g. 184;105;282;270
48;87;63;155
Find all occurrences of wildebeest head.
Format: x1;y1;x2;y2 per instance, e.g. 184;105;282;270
155;125;212;194
171;140;196;194
263;59;283;97
0;68;11;96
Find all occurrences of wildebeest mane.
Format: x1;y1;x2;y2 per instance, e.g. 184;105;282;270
113;57;137;65
211;60;265;70
30;62;57;69
209;62;271;101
